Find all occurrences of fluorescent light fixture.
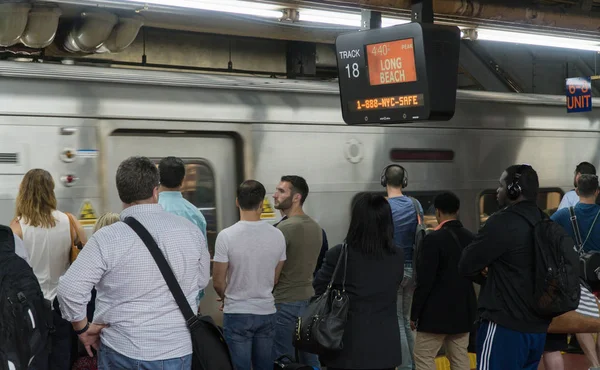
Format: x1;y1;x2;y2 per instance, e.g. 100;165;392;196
298;8;361;27
474;28;600;52
122;0;282;18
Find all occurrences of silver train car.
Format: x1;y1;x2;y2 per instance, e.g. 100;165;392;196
1;60;599;321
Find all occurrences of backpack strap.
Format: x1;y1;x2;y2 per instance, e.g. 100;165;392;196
569;207;584;254
409;197;422;224
581;210;600;252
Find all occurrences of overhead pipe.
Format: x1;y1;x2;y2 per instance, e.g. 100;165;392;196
96;15;144;53
63;10;118;53
20;6;62;49
276;0;600;33
0;3;31;47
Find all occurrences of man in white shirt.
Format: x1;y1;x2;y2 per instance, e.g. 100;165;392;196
213;180;286;370
58;156;210;369
558;161;596;210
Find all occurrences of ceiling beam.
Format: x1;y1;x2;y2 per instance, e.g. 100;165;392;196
260;0;600;33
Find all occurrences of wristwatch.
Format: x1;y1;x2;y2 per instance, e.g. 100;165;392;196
74;322;90;335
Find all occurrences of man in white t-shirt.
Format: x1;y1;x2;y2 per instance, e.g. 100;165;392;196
213;180;286;370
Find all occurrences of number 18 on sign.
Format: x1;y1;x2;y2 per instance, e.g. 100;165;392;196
566;77;592;113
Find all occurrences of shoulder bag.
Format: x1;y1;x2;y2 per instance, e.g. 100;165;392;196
292;244;349;355
124;217;234;370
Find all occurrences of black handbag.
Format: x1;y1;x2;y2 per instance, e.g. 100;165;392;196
124;217;234;370
292;244;349;355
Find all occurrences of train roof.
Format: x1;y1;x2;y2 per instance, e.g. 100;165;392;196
0;60;591;108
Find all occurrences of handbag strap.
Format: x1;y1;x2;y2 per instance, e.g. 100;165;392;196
569;207;585;254
327;243;348;292
123;217;196;324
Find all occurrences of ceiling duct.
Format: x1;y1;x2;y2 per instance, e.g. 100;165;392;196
20;6;62;49
63;10;118;53
96;15;144;53
0;3;31;47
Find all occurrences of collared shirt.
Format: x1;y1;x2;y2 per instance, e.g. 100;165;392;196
57;204;210;361
558;190;579;210
434;219;452;231
159;191;207;238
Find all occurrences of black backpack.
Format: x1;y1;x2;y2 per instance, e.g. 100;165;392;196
0;225;52;370
515;210;581;318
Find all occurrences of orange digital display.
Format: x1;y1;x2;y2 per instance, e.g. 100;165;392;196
366;39;417;86
350;94;424;111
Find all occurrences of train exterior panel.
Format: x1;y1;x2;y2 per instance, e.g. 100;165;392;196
1;60;599;321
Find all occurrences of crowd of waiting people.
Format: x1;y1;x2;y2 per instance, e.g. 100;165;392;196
5;156;600;370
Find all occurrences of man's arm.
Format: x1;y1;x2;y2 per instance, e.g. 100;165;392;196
57;235;109;355
410;234;439;325
212;232;229;306
213;262;228;300
274;231;287;285
458;215;510;281
197;229;211;291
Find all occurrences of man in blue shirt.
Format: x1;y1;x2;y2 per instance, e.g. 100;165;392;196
381;164;423;370
552;174;600;253
558;161;596;210
549;174;600;369
158;156;208;307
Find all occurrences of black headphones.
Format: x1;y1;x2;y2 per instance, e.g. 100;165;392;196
380;164;408;188
507;164;530;200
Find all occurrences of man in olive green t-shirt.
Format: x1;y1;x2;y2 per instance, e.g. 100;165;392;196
271;175;322;367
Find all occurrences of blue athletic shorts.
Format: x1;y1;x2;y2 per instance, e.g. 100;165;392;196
477;320;546;370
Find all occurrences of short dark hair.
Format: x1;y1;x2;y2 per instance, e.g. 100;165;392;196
345;193;395;257
577;174;599;197
434;192;460;214
116;156;159;204
576;162;597;175
505;164;539;201
237;180;266;210
158;156;186;189
385;165;406;188
281;175;309;205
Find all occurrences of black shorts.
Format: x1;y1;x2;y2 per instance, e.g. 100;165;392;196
544;333;568;352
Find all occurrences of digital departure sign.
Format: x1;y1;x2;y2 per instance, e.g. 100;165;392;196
336;22;461;125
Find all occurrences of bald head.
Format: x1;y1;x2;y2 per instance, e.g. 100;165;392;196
385;166;406;188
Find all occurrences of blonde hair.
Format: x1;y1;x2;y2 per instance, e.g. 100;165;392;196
16;169;58;228
93;212;120;233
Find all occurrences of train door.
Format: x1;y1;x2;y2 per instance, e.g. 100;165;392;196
104;129;239;324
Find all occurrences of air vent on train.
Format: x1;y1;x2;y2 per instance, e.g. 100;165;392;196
0;153;18;164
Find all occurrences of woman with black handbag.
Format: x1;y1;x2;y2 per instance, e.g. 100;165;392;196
312;193;404;370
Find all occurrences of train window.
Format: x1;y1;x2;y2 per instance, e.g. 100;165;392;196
351;191;459;231
479;188;564;227
390;149;454;162
154;159;217;258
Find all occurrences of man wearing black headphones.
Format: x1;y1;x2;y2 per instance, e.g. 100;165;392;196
459;165;551;370
380;164;423;370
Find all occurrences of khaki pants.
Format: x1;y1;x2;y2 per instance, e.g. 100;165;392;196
414;332;470;370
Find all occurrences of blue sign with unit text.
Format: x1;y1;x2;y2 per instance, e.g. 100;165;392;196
566;77;592;113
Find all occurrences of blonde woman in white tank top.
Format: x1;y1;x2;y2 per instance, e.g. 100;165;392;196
10;168;86;370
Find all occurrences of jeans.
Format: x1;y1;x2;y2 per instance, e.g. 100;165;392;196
398;265;416;370
272;300;320;369
29;305;72;370
98;345;192;370
223;313;275;370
